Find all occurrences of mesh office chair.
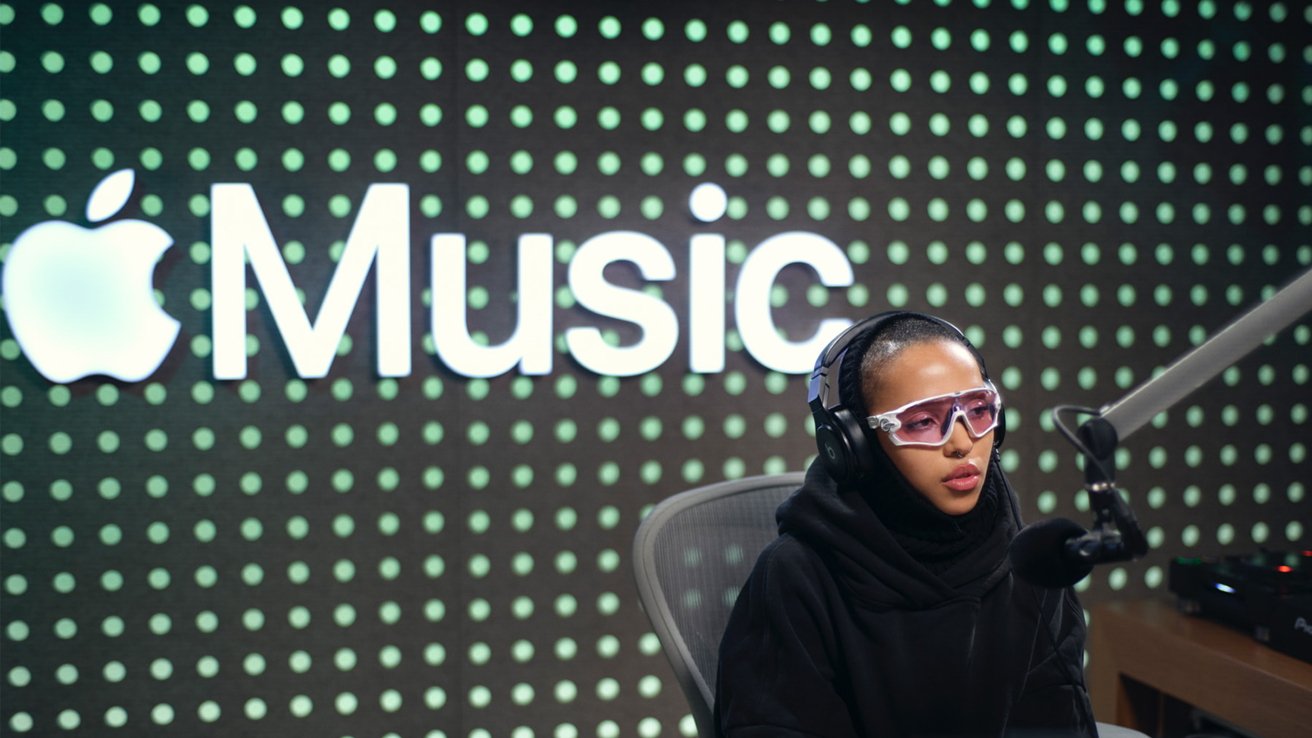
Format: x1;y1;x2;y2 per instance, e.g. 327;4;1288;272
632;472;1148;738
632;472;804;737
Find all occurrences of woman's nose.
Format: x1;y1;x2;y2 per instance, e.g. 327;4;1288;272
944;416;975;455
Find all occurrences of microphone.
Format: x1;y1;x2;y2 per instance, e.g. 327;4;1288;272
1009;518;1094;589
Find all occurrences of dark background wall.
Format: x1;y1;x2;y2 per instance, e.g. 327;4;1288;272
1;1;1308;736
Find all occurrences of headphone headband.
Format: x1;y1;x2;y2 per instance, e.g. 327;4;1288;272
808;311;972;415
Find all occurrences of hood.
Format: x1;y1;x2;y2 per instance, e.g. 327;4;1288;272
776;449;1024;611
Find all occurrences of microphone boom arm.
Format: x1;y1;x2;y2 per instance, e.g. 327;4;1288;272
1099;267;1312;442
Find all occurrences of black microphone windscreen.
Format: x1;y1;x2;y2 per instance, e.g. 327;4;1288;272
1009;517;1094;588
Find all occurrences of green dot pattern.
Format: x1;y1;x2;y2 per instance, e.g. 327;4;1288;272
0;3;1309;737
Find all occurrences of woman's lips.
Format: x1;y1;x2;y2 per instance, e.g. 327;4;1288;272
943;463;981;492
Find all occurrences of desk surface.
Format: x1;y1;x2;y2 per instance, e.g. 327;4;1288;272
1089;599;1312;738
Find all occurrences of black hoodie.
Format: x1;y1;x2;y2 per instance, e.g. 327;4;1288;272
714;452;1096;738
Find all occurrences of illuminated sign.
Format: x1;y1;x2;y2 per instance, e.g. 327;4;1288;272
3;170;181;382
7;173;857;383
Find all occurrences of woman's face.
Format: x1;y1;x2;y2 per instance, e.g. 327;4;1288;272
866;340;994;516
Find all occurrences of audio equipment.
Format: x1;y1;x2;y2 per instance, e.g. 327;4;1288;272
1170;550;1312;663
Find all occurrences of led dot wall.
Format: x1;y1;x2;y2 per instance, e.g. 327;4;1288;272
1;1;1309;736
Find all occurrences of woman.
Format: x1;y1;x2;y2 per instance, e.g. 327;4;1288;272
715;312;1095;737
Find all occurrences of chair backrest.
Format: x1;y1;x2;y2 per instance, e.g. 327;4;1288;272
632;472;805;738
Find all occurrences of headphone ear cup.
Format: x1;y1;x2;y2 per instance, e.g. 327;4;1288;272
813;407;875;484
813;419;852;483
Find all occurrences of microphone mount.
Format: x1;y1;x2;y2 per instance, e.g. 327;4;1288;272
1052;409;1148;569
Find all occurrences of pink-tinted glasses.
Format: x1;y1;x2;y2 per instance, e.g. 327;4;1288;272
867;383;1002;447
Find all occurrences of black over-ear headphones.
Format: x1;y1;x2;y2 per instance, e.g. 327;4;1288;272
806;311;1006;484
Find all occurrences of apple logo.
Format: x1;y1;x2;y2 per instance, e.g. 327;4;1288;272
3;169;180;383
